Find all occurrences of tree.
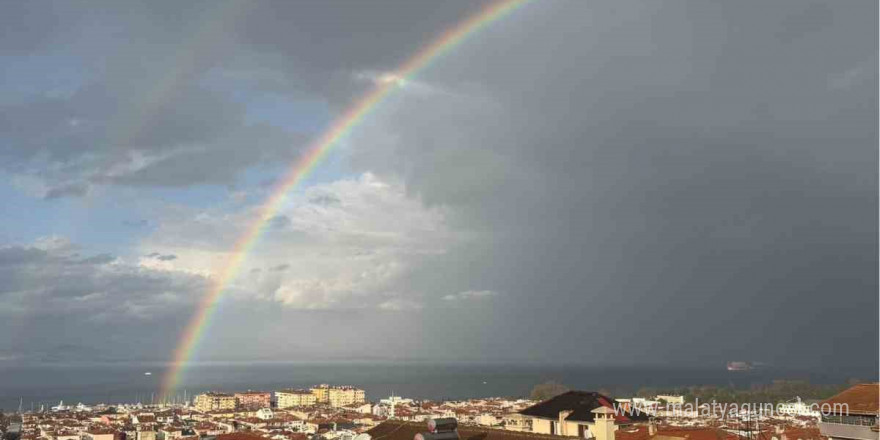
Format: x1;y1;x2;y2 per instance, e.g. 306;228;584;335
530;381;570;401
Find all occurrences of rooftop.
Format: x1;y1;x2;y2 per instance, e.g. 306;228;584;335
520;391;648;423
820;383;879;415
367;420;580;440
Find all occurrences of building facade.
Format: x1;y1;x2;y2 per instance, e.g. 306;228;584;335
310;384;366;408
276;389;318;408
194;392;236;413
234;391;271;410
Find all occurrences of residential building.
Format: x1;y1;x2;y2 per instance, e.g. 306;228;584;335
194;393;236;413
778;397;821;418
310;385;366;408
819;383;879;440
277;390;318;408
503;413;532;432
518;391;647;437
256;408;274;420
654;395;684;405
311;385;331;403
235;391;271;410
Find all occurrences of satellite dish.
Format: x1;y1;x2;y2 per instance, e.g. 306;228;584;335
354;433;372;440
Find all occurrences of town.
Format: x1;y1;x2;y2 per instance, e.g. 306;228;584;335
1;383;876;440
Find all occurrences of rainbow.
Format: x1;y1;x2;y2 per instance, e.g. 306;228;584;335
160;0;531;400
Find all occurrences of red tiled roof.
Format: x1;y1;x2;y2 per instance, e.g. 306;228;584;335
217;433;269;440
616;426;740;440
820;383;879;415
368;420;583;440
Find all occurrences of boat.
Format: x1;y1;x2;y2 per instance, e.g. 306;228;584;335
727;361;753;371
144;371;152;376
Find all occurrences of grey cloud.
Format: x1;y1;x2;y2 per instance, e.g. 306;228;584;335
269;215;291;229
0;241;208;362
309;194;341;206
0;1;310;192
350;0;877;371
44;182;89;199
270;264;290;272
0;1;496;194
0;247;48;267
146;252;177;261
442;290;499;301
74;253;115;265
122;219;150;228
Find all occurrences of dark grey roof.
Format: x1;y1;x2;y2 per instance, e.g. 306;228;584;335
519;391;648;423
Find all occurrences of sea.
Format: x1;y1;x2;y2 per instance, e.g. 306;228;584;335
0;362;870;411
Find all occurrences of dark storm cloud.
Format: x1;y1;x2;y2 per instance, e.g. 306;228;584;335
0;0;495;196
0;0;312;194
350;0;877;370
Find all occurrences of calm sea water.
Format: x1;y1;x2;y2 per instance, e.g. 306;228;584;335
0;362;869;411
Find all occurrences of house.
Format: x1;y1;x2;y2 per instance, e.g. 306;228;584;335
518;391;648;437
818;383;879;440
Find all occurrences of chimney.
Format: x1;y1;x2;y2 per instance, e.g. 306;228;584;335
559;410;573;436
591;407;617;440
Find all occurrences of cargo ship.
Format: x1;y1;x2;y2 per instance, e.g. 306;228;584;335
727;361;754;371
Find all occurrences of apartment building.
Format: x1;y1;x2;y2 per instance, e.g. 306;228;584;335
310;384;366;408
234;391;271;410
276;389;318;408
194;392;236;413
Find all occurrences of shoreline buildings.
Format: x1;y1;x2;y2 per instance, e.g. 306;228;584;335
276;390;317;409
310;385;366;408
194;392;236;412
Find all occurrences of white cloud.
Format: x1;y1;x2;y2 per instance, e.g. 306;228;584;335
442;290;500;301
138;173;461;311
352;70;445;96
378;298;424;311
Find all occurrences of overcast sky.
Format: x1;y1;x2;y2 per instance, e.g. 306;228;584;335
0;0;876;373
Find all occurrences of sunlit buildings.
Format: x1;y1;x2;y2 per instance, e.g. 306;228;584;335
276;389;318;408
194;392;236;412
234;391;271;410
310;384;366;408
